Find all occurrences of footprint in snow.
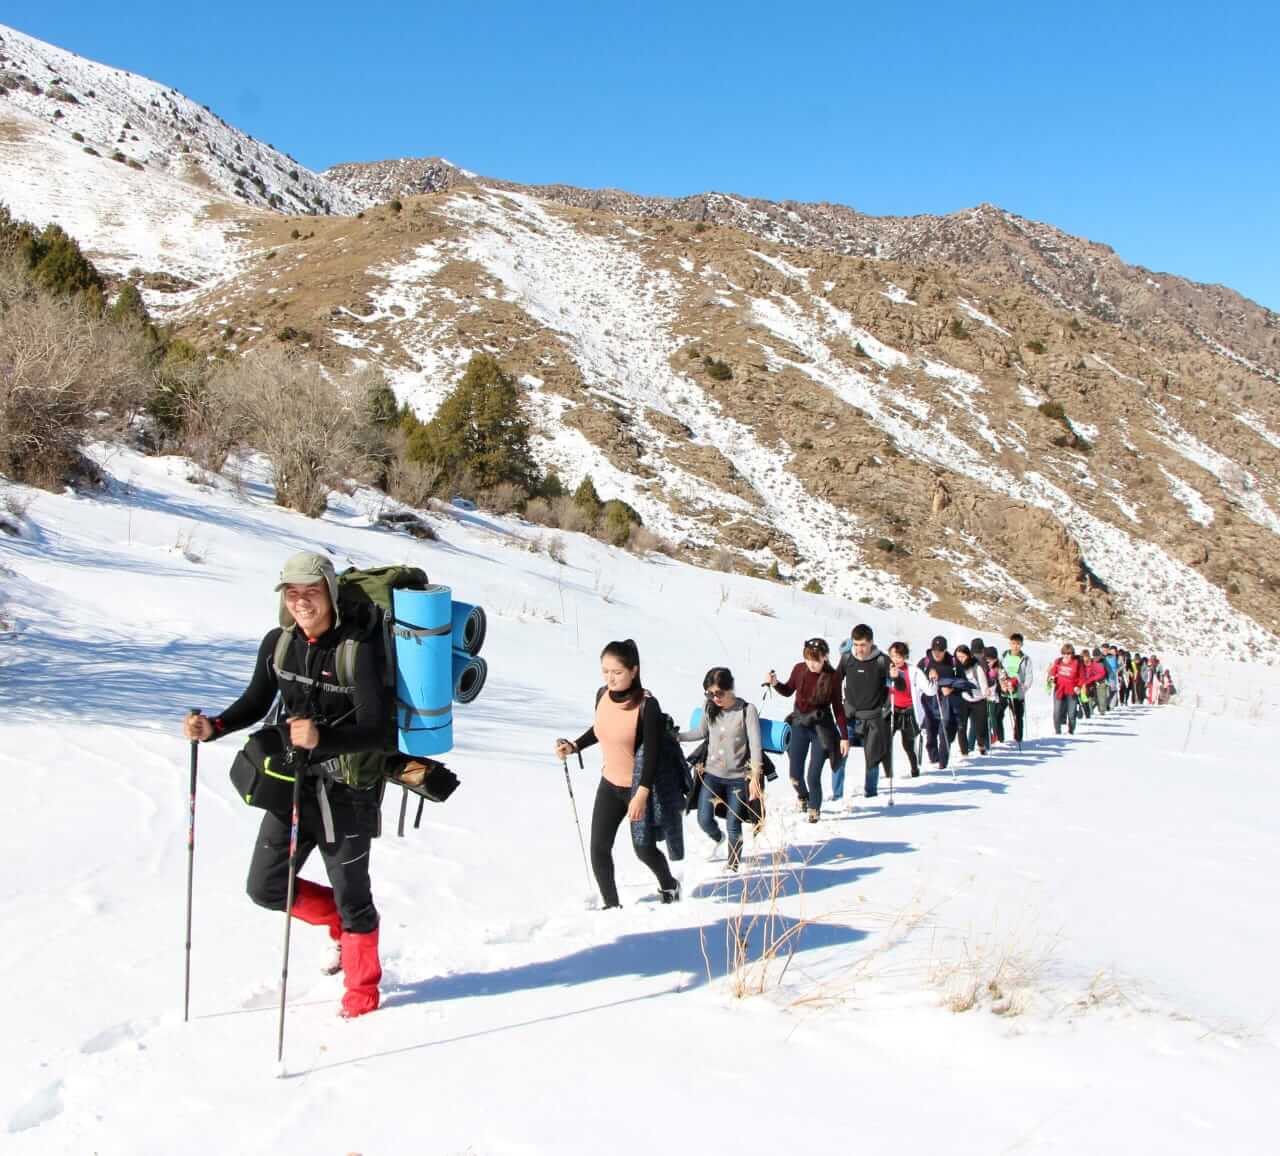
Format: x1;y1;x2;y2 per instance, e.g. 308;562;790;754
80;1020;145;1055
6;1080;63;1135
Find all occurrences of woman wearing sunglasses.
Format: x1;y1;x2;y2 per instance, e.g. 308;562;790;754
764;638;849;822
679;668;764;871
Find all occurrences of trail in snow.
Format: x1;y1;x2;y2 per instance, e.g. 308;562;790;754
1;448;1278;1154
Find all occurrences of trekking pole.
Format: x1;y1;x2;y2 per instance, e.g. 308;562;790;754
275;740;307;1075
561;750;593;894
183;709;200;1023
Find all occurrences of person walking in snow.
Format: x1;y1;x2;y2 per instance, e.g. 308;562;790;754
952;645;989;756
998;633;1033;745
1087;649;1109;717
918;636;961;770
1048;644;1083;735
182;552;388;1019
1103;645;1121;710
1146;655;1162;704
555;639;682;908
982;647;1005;743
966;636;992;754
836;623;893;800
679;667;764;872
765;638;849;822
888;641;928;776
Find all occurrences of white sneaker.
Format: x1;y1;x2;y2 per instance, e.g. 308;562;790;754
321;939;342;976
704;839;727;862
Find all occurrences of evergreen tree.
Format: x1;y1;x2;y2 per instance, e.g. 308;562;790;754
600;498;641;546
110;282;149;325
404;354;539;490
365;377;400;427
573;475;602;519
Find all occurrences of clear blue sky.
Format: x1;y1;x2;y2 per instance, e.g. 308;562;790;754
6;1;1278;308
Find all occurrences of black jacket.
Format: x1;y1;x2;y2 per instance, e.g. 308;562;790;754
210;606;390;761
839;646;891;718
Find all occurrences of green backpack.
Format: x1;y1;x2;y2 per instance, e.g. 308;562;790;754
271;564;429;792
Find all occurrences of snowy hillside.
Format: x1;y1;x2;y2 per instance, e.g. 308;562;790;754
1;454;1278;1154
3;23;1280;663
0;22;366;305
295;186;1280;662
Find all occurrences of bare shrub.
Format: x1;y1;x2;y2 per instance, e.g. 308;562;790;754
178;376;244;473
480;481;526;515
551;495;595;533
710;547;736;572
211;349;370;517
524;497;557;526
385;451;442;511
545;534;567;565
626;525;665;555
0;274;149;487
746;600;776;618
928;922;1058;1018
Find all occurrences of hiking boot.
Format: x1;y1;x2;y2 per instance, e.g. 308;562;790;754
704;839;727;863
321;939;342;977
807;809;820;823
659;881;681;904
795;798;809;813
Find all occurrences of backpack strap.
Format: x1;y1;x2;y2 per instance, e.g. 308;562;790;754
334;638;360;690
270;627;357;696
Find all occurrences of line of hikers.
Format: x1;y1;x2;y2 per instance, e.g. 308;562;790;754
1045;643;1176;735
183;552;1175;1019
553;625;1174;913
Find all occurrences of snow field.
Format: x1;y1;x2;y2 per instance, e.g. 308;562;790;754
1;447;1278;1153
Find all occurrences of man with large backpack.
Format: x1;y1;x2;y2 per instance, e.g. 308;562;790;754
183;552;399;1019
837;623;892;798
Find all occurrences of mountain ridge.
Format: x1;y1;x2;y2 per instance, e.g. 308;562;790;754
3;25;1280;661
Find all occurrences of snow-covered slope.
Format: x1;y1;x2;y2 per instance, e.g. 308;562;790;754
1;453;1278;1154
0;23;366;304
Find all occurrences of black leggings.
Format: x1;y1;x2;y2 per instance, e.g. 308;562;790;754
590;778;676;908
891;707;919;775
1007;698;1026;743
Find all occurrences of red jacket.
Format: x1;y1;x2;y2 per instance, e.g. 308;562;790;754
1049;657;1082;699
1084;661;1106;687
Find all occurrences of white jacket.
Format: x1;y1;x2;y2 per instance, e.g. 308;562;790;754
957;660;989;703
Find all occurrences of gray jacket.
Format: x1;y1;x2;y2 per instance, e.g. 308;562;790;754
679;699;763;780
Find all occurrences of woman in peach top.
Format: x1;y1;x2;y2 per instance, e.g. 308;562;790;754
555;640;680;909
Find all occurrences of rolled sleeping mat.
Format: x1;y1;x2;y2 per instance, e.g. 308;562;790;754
392;585;454;757
760;717;792;755
691;707;790;754
450;601;487;657
451;649;488;705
